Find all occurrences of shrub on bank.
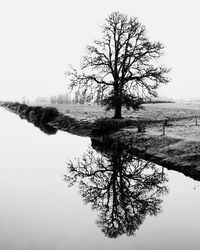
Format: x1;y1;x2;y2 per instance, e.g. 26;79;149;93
2;102;20;111
92;118;135;135
40;107;59;123
23;106;34;121
17;104;28;114
0;102;60;127
23;106;59;123
55;115;76;128
28;106;43;123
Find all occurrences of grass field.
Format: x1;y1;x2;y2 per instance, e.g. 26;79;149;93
35;101;200;141
37;102;200;121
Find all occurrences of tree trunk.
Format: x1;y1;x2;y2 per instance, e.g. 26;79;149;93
113;83;122;119
113;100;122;119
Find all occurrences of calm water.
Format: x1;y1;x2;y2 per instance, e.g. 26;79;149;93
0;108;200;250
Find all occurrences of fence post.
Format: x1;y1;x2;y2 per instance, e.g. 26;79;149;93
163;120;166;135
196;116;198;126
161;166;164;181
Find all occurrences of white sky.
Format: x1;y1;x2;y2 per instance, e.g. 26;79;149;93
0;0;199;101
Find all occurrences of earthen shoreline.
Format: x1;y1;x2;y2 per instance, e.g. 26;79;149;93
1;101;200;181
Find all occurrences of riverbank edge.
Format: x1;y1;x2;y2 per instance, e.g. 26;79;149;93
0;101;141;136
92;131;200;181
1;101;200;180
0;101;94;136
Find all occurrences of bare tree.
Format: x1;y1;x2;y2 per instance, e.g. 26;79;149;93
65;141;168;238
66;12;170;118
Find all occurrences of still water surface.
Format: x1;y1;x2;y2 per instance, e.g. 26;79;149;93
0;108;200;250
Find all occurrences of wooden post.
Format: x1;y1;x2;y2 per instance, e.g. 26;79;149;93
161;166;164;181
163;120;166;135
196;116;198;126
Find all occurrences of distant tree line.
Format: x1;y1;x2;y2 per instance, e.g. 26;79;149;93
143;97;175;104
35;92;94;105
35;93;174;105
49;92;93;105
49;94;71;104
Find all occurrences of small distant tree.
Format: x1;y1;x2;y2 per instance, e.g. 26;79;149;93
50;95;57;104
74;90;80;104
35;96;49;103
66;12;170;118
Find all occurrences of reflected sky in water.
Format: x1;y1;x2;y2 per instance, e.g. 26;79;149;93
0;108;200;250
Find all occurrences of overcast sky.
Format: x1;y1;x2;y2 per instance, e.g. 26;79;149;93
0;0;199;101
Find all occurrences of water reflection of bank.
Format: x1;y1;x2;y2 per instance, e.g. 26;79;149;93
21;114;58;135
65;140;168;238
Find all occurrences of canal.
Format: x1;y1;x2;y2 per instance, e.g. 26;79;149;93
0;108;200;250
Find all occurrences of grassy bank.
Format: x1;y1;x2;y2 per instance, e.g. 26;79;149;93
92;130;200;181
1;101;200;179
1;101;59;123
47;102;200;180
38;102;200;140
0;102;138;136
2;101;200;140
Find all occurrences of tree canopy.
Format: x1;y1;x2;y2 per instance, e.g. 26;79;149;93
66;12;170;118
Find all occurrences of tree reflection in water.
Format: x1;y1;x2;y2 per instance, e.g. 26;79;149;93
65;141;168;238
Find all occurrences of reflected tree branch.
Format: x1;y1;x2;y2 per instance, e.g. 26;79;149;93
64;141;168;238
